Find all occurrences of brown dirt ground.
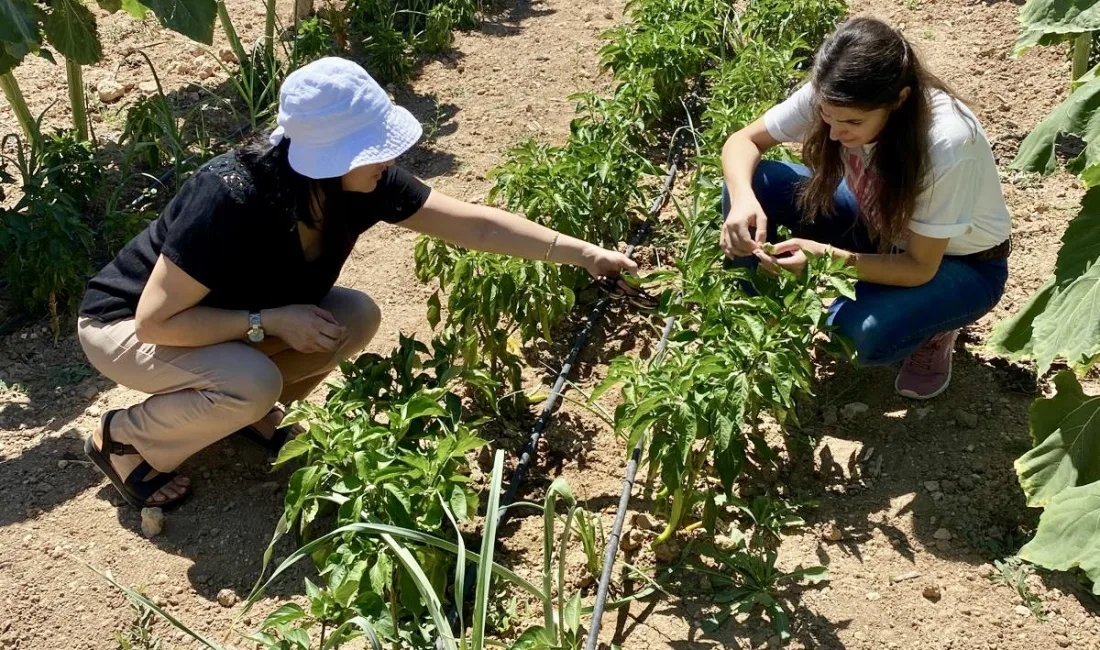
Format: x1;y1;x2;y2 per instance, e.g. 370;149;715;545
1;0;1099;649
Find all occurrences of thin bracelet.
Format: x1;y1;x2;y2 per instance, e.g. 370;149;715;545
543;232;560;261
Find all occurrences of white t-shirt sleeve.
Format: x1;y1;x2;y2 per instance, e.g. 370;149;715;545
907;158;979;240
763;84;814;143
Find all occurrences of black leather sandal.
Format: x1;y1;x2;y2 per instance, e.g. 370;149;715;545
83;410;191;510
234;408;301;456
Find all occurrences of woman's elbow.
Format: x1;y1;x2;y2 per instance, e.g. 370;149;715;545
133;313;163;343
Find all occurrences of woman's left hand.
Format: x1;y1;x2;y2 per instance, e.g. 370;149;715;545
754;238;827;276
581;244;640;278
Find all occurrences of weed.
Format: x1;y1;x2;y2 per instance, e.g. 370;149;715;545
114;599;162;650
992;557;1047;620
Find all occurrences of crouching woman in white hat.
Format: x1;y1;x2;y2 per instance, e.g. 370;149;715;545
77;57;639;509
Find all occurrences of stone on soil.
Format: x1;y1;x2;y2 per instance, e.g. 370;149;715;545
840;402;869;419
632;512;660;531
933;528;952;541
141;507;164;538
96;78;126;103
922;584;942;602
821;522;843;542
217;589;237;608
955;410;979;428
924;480;940;492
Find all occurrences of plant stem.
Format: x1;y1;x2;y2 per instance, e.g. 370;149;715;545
1072;32;1092;82
264;0;276;63
0;71;35;144
65;59;88;141
216;0;249;67
652;441;713;545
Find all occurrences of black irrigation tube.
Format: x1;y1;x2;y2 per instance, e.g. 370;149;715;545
442;131;689;641
584;310;676;650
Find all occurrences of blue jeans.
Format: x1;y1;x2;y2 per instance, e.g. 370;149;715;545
722;160;1009;366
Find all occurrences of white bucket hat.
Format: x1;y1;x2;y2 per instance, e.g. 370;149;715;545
269;57;423;179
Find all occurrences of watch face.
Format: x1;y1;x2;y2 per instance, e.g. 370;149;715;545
248;328;264;343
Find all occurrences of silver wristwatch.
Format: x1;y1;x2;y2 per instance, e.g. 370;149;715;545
247;312;265;343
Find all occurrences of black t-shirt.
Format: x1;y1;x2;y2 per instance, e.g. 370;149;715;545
80;151;432;322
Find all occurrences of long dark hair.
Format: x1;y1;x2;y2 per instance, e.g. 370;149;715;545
237;137;344;232
798;17;964;251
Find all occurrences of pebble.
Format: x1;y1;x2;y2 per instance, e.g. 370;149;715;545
955;410;979;428
80;384;97;399
653;539;680;563
922;584;942;602
1015;605;1032;616
151;595;167;607
891;571;922;583
141;507;164;538
841;402;869;419
822;522;844;542
924;480;940;492
96;78;126;103
216;589;237;608
914;406;932;419
153;572;169;584
86;405;102;418
866;591;881;601
57;460;68;469
632;512;660;532
933;528;952;541
219;47;236;63
1055;635;1071;647
619;527;644;551
138;80;158;94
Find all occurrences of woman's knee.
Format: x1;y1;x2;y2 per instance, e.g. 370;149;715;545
325;288;382;353
220;358;283;421
828;301;899;366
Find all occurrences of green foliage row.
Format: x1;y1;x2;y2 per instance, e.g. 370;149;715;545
985;0;1100;595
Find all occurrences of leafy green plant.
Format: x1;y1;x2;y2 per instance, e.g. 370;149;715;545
692;542;828;640
992;557;1047;620
741;0;846;58
115;598;163;650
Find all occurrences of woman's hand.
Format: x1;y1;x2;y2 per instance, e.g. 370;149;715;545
754;238;828;276
721;196;769;258
263;305;347;353
580;244;639;278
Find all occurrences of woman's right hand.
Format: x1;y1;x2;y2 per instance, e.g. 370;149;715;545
262;305;346;353
720;195;769;258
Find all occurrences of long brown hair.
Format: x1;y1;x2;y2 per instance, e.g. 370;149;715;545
798;18;963;251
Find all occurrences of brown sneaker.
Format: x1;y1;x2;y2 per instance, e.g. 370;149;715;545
895;330;959;400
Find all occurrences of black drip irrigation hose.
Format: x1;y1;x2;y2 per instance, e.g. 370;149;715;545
441;131;688;642
583;311;676;650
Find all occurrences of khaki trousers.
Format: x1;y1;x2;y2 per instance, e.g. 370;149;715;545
77;287;380;472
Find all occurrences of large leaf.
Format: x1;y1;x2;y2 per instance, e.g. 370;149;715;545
1010;72;1100;185
141;0;216;44
0;0;42;65
988;188;1100;372
1016;0;1100;52
1018;479;1100;594
1016;371;1100;506
43;0;102;64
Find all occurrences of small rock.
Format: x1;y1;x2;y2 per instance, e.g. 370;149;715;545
216;589;237;608
153;572;169;584
603;10;613;19
914;406;932;419
924;480;940;492
922;584;942;602
140;507;164;538
619;527;644;551
823;407;838;426
933;528;952;541
96;78;126;103
866;591;881;601
1055;635;1071;647
959;475;975;491
822;522;844;542
80;384;98;400
955;410;979;429
891;571;922;583
932;491;944;502
218;47;236;63
653;539;680;563
1015;605;1032;616
965;444;975;453
632;512;660;532
86;405;102;419
151;595;167;607
713;533;743;550
138;80;158;94
841;402;869;419
57;460;68;469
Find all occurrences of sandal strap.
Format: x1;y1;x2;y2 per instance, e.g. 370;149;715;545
125;461;180;502
100;410;140;456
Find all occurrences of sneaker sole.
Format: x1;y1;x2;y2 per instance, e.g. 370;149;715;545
895;364;952;401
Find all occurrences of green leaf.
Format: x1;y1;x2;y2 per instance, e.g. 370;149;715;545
120;0;148;17
42;0;102;64
0;0;41;57
95;0;122;12
448;483;468;520
1018;479;1100;594
1015;371;1100;507
1015;0;1100;53
1010;74;1100;182
562;591;581;635
472;450;506;650
988;188;1100;372
509;626;555;650
427;290;441;329
260;603;306;628
274;436;312;465
141;0;216;44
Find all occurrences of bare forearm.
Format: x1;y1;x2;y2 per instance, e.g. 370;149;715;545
135;305;250;347
456;206;594;267
830;248;937;287
722;133;763;199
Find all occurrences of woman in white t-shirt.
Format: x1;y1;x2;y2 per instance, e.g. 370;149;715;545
720;17;1011;400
